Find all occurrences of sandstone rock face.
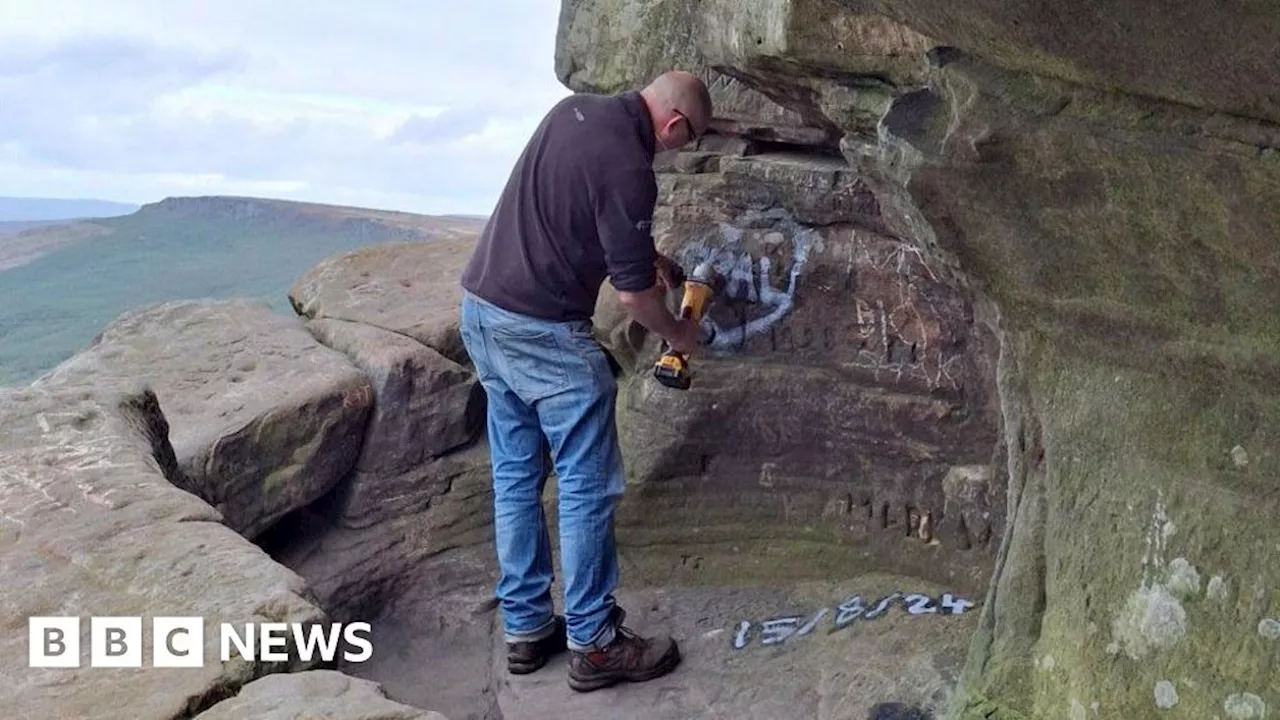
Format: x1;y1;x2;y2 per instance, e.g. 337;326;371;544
266;234;496;635
607;151;1003;594
307;318;482;479
264;438;495;624
33;298;373;540
303;317;484;530
290;237;480;366
559;1;1280;717
7;242;487;719
0;384;328;719
194;670;445;720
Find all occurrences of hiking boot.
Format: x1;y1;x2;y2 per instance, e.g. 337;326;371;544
507;615;567;675
567;610;681;692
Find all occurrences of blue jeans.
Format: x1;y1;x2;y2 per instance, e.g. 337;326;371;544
458;290;625;652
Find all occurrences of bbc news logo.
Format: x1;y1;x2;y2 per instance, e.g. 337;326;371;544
29;617;373;668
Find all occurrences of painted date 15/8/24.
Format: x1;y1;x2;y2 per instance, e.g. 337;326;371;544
731;592;975;650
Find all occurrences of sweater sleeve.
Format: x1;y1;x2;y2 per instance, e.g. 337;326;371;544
594;166;658;292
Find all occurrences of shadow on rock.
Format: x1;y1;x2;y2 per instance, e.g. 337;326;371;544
869;703;934;720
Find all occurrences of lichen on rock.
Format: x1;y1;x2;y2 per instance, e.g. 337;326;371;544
1224;693;1267;720
1165;557;1202;598
1112;584;1188;660
1155;681;1179;710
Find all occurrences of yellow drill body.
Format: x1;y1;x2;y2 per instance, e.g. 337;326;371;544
652;260;721;390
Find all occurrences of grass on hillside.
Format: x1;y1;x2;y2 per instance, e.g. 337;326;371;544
0;201;484;386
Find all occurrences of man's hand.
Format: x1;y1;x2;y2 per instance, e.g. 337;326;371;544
667;317;702;356
617;283;701;355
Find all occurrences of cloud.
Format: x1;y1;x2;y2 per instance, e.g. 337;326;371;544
0;1;573;215
0;35;243;118
391;109;493;147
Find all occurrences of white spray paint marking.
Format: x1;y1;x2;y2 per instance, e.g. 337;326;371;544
678;211;819;353
731;590;974;650
1259;618;1280;640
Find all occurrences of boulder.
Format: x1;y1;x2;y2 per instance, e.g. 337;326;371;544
33;298;373;540
193;670;446;720
334;438;493;530
265;439;495;623
289;236;481;366
266;234;497;631
302;318;484;529
0;383;326;719
306;319;481;475
559;1;1280;717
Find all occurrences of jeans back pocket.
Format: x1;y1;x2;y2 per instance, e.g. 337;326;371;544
490;327;572;404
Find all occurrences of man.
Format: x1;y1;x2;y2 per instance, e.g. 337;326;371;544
457;70;713;692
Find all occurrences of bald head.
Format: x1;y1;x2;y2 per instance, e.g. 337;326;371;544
640;70;713;151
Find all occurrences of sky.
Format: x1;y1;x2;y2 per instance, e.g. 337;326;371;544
0;1;574;215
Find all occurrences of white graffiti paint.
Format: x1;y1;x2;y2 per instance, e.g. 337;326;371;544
676;211;821;353
732;590;974;650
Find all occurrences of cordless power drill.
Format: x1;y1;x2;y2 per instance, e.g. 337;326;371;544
652;259;723;390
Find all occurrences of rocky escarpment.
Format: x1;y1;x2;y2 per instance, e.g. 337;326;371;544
0;383;329;718
560;1;1280;718
5;218;997;719
5;234;493;719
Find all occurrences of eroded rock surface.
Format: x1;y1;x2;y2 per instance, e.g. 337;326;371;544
559;0;1280;717
303;317;484;530
358;571;977;720
194;670;445;720
264;437;495;625
289;237;480;365
0;384;327;719
584;59;1004;605
264;234;496;628
32;298;372;539
306;318;482;481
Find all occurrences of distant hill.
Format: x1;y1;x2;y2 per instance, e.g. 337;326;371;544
0;196;487;386
0;196;139;222
0;219;82;236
